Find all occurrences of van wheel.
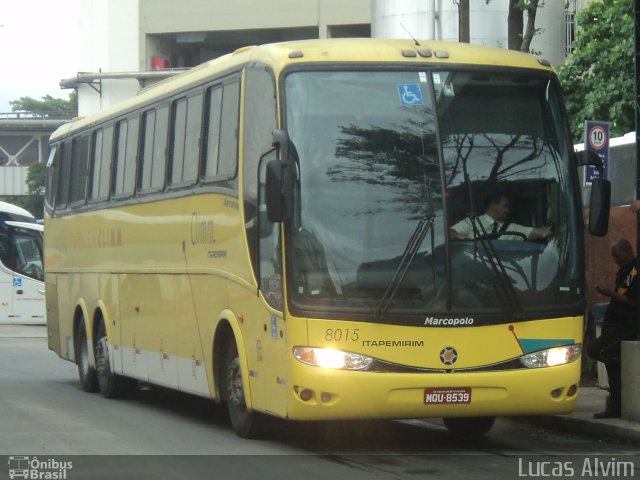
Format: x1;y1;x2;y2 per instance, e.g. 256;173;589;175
76;320;98;392
224;343;271;438
95;321;135;398
443;416;495;437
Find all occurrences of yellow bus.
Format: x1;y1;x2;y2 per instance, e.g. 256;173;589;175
45;38;609;438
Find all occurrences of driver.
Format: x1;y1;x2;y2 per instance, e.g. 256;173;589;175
450;192;552;241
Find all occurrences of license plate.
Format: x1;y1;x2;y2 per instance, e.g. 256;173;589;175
424;387;472;405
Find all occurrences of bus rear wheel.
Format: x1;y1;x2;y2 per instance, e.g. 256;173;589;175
76;320;98;392
95;321;135;398
223;343;271;438
443;416;495;437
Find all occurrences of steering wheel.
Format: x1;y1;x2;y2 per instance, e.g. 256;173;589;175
479;230;528;241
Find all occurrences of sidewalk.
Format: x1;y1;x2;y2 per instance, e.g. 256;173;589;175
521;387;640;447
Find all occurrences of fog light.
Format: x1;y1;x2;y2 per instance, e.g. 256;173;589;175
320;392;332;403
567;384;578;397
299;388;314;401
551;388;563;398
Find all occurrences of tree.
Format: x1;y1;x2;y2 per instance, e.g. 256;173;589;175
10;92;77;118
507;0;541;52
456;0;541;52
457;0;470;43
556;0;634;143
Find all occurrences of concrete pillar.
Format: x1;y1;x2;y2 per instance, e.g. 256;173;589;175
621;341;640;420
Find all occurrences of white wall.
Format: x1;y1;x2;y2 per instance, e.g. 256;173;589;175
78;0;140;115
371;0;567;66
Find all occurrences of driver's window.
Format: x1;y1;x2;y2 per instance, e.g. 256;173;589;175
12;231;44;281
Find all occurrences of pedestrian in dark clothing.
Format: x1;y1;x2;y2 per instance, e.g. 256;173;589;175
587;239;639;419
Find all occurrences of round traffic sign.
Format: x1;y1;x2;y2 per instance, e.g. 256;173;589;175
588;125;608;150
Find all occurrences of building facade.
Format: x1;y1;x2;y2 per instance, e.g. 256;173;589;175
71;0;371;115
67;0;582;116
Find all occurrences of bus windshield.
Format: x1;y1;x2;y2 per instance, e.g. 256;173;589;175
284;69;582;325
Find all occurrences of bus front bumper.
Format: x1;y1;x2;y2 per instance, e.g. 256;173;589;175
285;360;581;421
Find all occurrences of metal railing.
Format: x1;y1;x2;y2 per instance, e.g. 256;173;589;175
0;111;77;120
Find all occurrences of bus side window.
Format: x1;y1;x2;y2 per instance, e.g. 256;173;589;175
69;134;90;206
112;117;139;197
202;77;240;182
169;92;202;187
90;125;114;202
56;142;72;210
139;107;168;193
0;232;9;268
45;145;58;208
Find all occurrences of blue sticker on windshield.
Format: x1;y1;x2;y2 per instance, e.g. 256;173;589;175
397;83;424;106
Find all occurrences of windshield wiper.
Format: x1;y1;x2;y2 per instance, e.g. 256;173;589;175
375;212;434;320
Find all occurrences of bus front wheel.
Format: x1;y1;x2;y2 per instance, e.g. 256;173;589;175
443;416;495;437
76;320;98;392
223;343;271;438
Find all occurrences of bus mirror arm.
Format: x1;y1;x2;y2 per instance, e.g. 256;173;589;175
272;129;289;162
576;150;604;177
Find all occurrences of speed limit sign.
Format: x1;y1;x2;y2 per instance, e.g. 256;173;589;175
588;124;608;150
584;120;609;185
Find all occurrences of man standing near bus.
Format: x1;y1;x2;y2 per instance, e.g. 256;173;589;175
588;238;639;419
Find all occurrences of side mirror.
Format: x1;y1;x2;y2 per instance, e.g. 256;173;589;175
575;150;610;236
265;160;292;222
265;129;293;222
588;177;611;237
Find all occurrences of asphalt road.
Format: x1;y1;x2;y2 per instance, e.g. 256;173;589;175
1;326;638;480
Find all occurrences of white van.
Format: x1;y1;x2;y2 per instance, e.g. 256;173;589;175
0;202;45;325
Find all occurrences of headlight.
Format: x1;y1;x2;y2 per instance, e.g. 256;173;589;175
519;344;582;368
293;347;374;370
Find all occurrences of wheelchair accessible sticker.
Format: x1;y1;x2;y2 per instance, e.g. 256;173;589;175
397;83;424;106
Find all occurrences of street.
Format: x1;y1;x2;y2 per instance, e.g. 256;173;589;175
1;326;638;480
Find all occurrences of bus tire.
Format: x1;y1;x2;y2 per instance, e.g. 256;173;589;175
95;321;135;399
76;320;98;392
223;342;271;438
443;416;495;437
